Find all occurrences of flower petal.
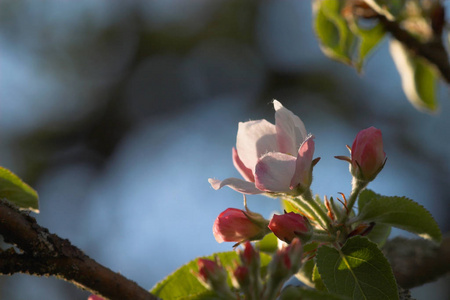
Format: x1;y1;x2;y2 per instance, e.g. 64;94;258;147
232;147;255;182
208;178;263;194
273;100;307;156
290;135;315;189
254;152;296;193
236;119;277;172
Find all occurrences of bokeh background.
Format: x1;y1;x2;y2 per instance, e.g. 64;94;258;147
0;0;449;299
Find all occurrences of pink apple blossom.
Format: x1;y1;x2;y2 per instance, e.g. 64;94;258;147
268;212;311;243
351;127;386;181
209;100;317;195
213;208;268;243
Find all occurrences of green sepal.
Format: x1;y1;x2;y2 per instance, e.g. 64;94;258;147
0;166;39;213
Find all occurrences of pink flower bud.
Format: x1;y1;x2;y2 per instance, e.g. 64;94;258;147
268;212;311;243
213;208;269;244
240;241;258;266
195;257;234;297
233;265;250;288
88;295;105;300
351;127;386;181
197;258;221;283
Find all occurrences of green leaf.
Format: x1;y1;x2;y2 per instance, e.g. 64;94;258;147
357;189;442;243
316;236;398;300
350;23;385;71
151;251;272;299
294;242;319;287
257;232;278;254
0;166;39;213
313;0;355;64
390;39;438;112
280;285;351;300
312;264;326;291
365;223;391;247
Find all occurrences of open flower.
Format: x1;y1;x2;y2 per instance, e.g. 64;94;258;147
209;100;318;195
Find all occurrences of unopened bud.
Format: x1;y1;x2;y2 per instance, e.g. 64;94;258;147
268;212;312;243
213;208;270;245
350;127;386;182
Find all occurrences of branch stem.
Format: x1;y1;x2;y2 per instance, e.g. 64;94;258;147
0;200;158;300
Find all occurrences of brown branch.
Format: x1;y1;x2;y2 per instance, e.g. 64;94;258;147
383;235;450;289
376;11;450;83
0;200;159;300
378;15;450;83
351;1;450;83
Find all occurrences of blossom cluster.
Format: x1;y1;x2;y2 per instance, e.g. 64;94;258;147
209;100;386;246
195;100;386;298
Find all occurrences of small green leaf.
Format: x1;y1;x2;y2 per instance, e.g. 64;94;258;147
257;232;278;254
313;0;355;64
365;223;391;247
350;23;386;71
150;251;272;299
312;264;326;291
0;166;39;213
316;236;398;300
280;285;351;300
357;189;442;243
390;39;438;112
294;242;320;287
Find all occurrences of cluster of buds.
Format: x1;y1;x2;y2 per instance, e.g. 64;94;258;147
213;197;311;247
194;240;303;300
205;100;387;298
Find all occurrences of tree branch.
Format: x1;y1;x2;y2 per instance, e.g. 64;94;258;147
0;199;159;300
383;236;450;289
375;9;450;83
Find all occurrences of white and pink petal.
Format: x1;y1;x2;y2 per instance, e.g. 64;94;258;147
232;147;255;182
273;100;307;156
208;178;263;194
290;135;315;189
254;152;296;193
236;119;278;171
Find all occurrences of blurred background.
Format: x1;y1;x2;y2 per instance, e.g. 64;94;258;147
0;0;449;299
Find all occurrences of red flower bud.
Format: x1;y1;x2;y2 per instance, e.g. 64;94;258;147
233;265;250;287
351;127;386;181
88;295;105;300
240;241;258;266
268;212;311;243
195;257;234;297
213;208;268;243
197;258;221;282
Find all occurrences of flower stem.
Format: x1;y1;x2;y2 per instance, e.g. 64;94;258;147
300;190;332;232
339;178;368;224
283;197;318;223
